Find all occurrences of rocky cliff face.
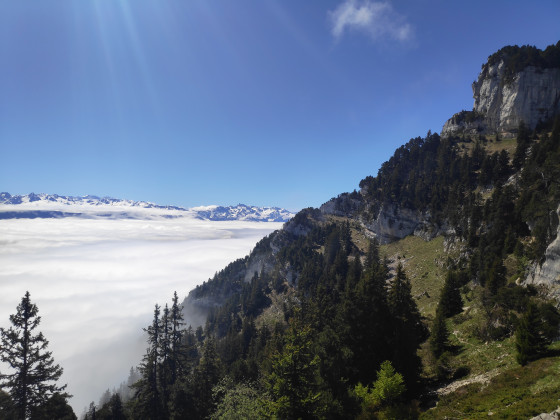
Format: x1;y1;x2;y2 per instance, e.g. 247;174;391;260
525;204;560;301
360;202;449;244
320;194;449;244
473;63;560;133
442;48;560;137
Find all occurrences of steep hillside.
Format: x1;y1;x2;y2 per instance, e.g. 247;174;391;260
177;42;560;418
80;42;560;419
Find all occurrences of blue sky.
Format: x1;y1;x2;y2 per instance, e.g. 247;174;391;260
1;1;559;211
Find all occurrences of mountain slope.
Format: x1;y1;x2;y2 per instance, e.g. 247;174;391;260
177;42;560;418
80;42;560;419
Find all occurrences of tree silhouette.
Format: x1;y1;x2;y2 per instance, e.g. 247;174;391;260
0;291;69;419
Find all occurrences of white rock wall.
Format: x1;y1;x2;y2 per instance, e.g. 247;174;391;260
442;60;560;137
473;64;560;133
525;204;560;301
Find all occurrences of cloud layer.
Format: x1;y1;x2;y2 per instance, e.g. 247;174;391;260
329;0;412;43
0;217;281;413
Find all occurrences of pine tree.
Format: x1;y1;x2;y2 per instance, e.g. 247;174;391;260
169;291;185;385
85;402;96;420
97;393;126;420
268;313;326;419
354;360;406;414
192;337;222;418
388;264;427;387
29;392;76;420
486;258;506;295
158;304;171;419
430;307;449;360
438;271;463;318
516;301;546;366
343;248;390;385
512;120;531;170
0;292;69;420
131;304;164;419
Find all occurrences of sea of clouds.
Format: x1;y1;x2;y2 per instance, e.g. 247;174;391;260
0;216;282;414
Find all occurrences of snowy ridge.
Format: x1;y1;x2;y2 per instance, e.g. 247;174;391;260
190;204;293;222
0;193;295;222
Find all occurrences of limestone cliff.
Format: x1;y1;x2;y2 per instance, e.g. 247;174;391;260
442;43;560;137
320;194;449;244
360;202;450;244
525;203;560;301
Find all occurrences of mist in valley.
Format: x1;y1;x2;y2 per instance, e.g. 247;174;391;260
0;216;282;413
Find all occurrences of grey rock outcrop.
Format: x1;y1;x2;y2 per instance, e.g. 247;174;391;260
525;204;560;300
441;110;486;137
360;202;448;244
474;63;560;133
530;407;560;420
442;51;560;137
320;192;363;218
320;192;450;244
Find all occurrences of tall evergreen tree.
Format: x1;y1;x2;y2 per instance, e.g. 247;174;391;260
158;304;171;419
516;301;547;366
268;313;326;419
169;292;185;385
84;402;97;420
438;271;463;318
96;392;126;420
388;264;427;387
192;337;222;419
131;304;164;420
512;120;531;170
29;393;76;420
0;292;69;420
486;258;507;295
430;307;450;360
343;246;390;385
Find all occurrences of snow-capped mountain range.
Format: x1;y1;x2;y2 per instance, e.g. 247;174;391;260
0;193;295;222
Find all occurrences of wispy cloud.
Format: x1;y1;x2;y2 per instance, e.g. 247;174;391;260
329;0;412;43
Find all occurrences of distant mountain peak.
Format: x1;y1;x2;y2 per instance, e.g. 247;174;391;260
0;193;295;222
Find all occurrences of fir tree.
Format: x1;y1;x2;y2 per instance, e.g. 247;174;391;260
0;292;69;420
388;264;427;387
343;249;390;385
268;313;326;419
516;302;547;366
486;258;507;295
169;291;185;385
430;307;449;360
512;120;531;170
29;392;76;420
84;402;96;420
131;304;164;420
438;271;463;318
192;337;222;418
96;393;126;420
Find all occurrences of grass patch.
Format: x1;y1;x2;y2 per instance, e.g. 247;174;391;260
484;135;517;156
380;236;447;317
420;353;560;419
455;135;517;159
